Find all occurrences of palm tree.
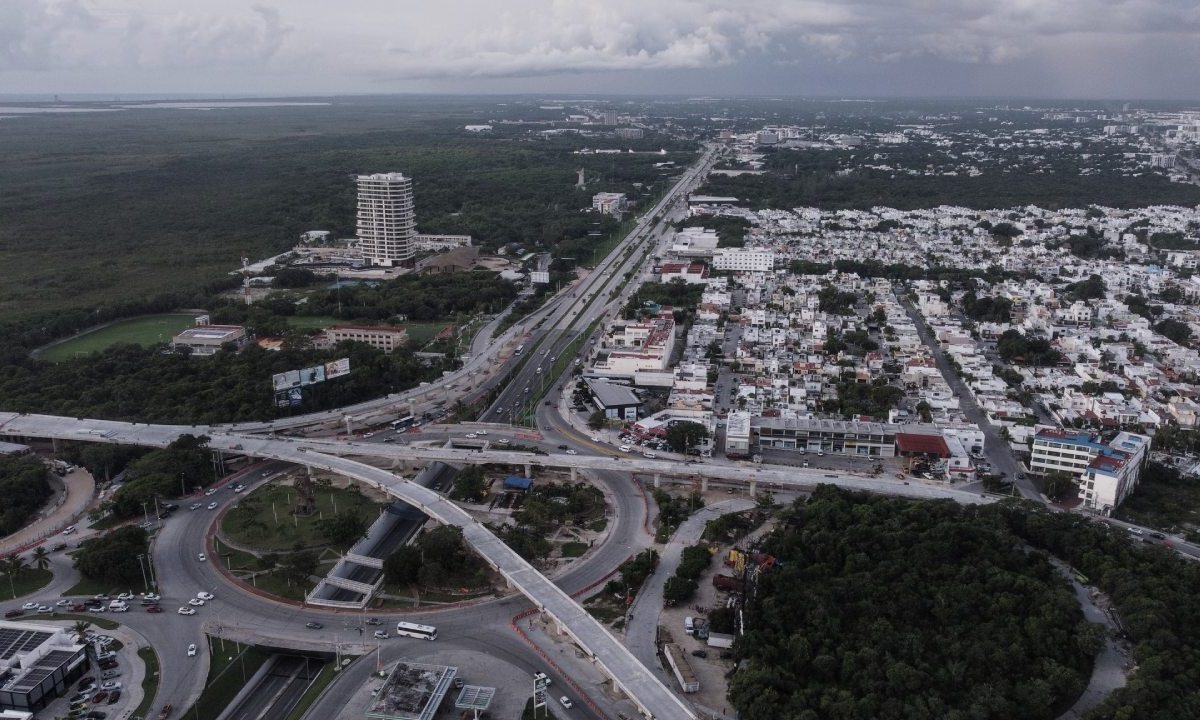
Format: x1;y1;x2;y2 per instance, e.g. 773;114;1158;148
32;546;50;571
70;619;91;644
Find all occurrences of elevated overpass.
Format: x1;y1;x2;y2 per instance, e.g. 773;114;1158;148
0;412;694;720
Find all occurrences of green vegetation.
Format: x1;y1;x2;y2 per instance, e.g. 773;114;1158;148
21;612;119;630
997;329;1065;366
702;509;767;543
106;434;214;518
662;544;713;605
0;342;443;424
382;525;488;589
0;565;52;602
190;638;270;720
652;489;704;542
1115;461;1200;536
73;526;150;587
38;314;198;361
449;465;487;502
623;279;705;320
824;378;904;420
0;455;52;536
493;483;605;560
604;549;660;598
1064;274;1106;302
1154;318;1193;345
560;541;588;558
961;292;1013;323
222;483;382;552
133;646;160;720
732;488;1096;720
665;421;708;454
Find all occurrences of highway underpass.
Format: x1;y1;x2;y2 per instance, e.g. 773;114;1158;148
0;412;696;720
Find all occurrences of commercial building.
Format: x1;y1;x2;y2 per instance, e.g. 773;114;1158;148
171;324;247;356
615;128;644;139
317;325;409;354
724;411;752;457
1030;428;1150;514
592;312;677;377
752;416;898;457
712;248;775;273
592;192;628;216
0;621;87;713
357;172;417;267
585;379;642;421
365;661;457;720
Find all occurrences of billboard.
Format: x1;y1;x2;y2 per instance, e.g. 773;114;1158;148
324;358;351;379
531;271;550;284
300;365;326;386
274;388;303;408
272;369;302;391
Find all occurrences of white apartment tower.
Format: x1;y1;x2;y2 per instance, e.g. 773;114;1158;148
357;172;416;266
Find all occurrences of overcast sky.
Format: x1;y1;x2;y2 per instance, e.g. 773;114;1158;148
4;0;1200;99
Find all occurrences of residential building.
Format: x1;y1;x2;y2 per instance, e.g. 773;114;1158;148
725;411;752;457
318;325;409;354
659;262;709;284
591;312;677;377
357;172;417;266
1030;428;1150;514
615;128;644;139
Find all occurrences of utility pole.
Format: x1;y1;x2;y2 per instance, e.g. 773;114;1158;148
136;554;149;591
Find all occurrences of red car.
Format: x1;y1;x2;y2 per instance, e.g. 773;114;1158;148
144;605;162;613
3;609;22;619
107;690;122;705
92;691;109;703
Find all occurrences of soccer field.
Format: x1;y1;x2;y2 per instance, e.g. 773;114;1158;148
40;313;198;361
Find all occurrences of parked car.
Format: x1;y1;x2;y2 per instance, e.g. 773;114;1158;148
558;696;573;709
187;598;204;606
3;609;22;619
100;681;121;692
177;607;196;616
691;649;708;658
197;591;214;601
91;692;108;704
365;617;382;626
106;690;121;704
372;631;389;640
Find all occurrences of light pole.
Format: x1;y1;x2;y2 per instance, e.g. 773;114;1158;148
136;554;150;591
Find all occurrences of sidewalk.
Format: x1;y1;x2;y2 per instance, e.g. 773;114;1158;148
0;467;95;556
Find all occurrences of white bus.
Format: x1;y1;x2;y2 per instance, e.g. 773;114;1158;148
390;416;416;431
395;621;438;640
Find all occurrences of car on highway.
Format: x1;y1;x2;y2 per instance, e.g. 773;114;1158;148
206;502;218;510
143;593;161;602
558;696;573;709
55;598;72;607
497;438;510;445
372;631;389;639
365;617;382;625
565;449;577;455
177;607;196;616
197;591;214;601
589;436;600;442
305;622;323;630
187;644;197;657
189;503;201;511
37;605;52;613
232;484;245;493
52;542;68;551
116;593;134;601
476;430;487;436
187;598;204;606
465;433;477;439
204;488;217;496
197;553;206;562
21;602;37;610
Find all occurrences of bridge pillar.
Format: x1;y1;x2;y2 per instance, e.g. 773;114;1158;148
524;464;532;479
653;474;661;489
749;480;757;497
701;476;709;492
569;466;577;482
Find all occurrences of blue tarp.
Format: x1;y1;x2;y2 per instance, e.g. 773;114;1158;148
503;476;533;490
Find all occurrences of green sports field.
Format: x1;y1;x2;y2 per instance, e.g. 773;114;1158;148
39;313;198;361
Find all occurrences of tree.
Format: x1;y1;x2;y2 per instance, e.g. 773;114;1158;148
1043;471;1077;501
383;545;422;585
31;546;49;571
666;422;708;453
587;410;608;430
1155;318;1193;345
450;466;487;502
915;401;932;423
73;526;148;586
281;550;319;586
315;513;368;548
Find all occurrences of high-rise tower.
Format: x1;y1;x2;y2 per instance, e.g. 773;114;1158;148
356;172;416;266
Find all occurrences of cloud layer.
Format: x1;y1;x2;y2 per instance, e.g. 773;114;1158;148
3;0;1200;96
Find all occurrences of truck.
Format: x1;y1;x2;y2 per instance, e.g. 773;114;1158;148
712;574;747;592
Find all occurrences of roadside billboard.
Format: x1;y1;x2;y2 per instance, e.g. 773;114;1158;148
324;358;351;379
300;365;326;386
272;369;302;391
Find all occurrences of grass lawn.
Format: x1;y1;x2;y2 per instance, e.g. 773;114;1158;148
20;613;120;630
213;537;261;572
190;638;271;720
285;316;452;347
244;567;312;602
583;593;627;624
284;315;340;331
133;646;160;720
560;542;588;558
0;568;53;601
221;483;384;553
284;659;336;720
39;313;198;361
65;576;131;597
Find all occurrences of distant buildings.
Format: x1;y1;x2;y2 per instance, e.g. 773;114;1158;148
357;172;417;267
712;248;775;273
602;110;618;126
0;620;87;713
615;128;644;140
592;192;628;216
172;324;247;356
316;325;409;354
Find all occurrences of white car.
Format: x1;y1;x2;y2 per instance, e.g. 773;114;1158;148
189;503;201;511
56;599;71;607
476;430;488;436
643;451;657;459
21;602;37;610
62;526;77;535
207;502;218;510
143;593;161;602
178;607;196;616
363;432;374;438
197;591;214;601
373;630;389;640
36;605;52;613
187;644;197;657
188;598;205;606
232;485;245;493
100;681;121;692
465;433;477;439
590;436;600;442
498;438;510;445
117;592;134;601
197;553;206;562
565;449;578;455
619;445;632;453
559;696;573;709
204;488;217;496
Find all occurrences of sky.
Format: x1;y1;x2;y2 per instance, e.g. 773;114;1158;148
3;0;1200;100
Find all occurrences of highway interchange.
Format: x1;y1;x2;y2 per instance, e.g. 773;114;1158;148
3;144;1193;720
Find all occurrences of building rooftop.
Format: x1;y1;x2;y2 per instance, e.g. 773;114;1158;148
586;379;642;408
173;325;244;341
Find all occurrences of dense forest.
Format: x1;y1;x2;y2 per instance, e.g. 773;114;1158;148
0;455;53;536
732;488;1200;720
731;489;1097;720
0;341;440;424
74;525;149;586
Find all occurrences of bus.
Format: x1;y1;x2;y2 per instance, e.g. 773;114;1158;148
395;621;438;641
391;416;416;431
515;344;524;356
